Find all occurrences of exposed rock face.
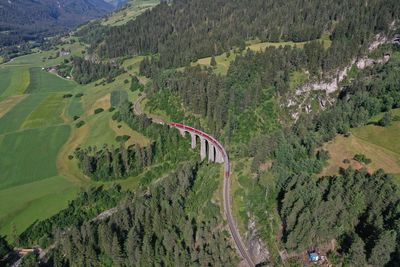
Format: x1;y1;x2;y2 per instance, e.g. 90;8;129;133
246;217;270;266
287;33;393;120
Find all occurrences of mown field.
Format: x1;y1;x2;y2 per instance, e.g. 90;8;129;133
0;65;30;98
322;109;400;184
0;176;77;236
0;53;83;236
101;0;159;26
0;4;165;239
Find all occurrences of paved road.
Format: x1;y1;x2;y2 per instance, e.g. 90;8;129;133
133;96;255;266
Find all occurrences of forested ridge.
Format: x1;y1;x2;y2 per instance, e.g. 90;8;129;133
47;163;237;266
89;0;399;70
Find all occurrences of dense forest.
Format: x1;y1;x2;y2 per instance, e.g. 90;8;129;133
46;163;237;266
74;101;194;180
71;57;124;84
19;186;128;248
86;0;400;71
144;42;400;264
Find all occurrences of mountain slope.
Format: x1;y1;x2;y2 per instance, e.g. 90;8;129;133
0;0;116;45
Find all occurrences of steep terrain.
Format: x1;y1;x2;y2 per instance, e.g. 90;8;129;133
0;0;117;46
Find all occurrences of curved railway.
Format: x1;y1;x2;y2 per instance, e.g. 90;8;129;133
134;96;255;267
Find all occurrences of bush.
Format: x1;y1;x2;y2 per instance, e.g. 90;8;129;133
63;94;73;98
76;121;85;128
130;76;144;92
109;107;116;112
115;135;131;142
75;93;84;98
353;154;372;165
73;115;80;121
94;108;104;114
378;111;393;127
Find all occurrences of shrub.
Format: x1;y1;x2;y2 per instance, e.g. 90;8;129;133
116;135;131;142
94;108;104;114
353;154;372;165
76;121;85;128
378;111;393;127
73;115;80;121
63;94;73;98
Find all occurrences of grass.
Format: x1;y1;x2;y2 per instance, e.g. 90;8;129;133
0;66;11;95
7;39;85;68
0;93;47;135
0;176;78;237
101;0;159;26
289;70;309;90
0;95;27;119
322;111;400;185
122;55;146;74
0;125;71;190
0;66;30;97
192;52;236;75
21;93;67;129
25;68;78;93
192;35;332;75
67;96;84;118
109;119;150;147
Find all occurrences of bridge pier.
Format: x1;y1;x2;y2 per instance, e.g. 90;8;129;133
215;149;224;163
200;137;207;161
178;128;186;137
191;133;197;149
208;143;215;162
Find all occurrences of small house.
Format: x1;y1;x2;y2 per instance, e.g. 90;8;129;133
308;252;319;262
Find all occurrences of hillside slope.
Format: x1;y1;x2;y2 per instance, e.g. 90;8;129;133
0;0;117;45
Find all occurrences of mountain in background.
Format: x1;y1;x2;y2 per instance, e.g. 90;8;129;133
0;0;125;46
103;0;126;7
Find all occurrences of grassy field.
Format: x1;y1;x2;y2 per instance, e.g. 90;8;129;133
0;125;71;190
26;68;78;93
21;93;67;129
0;95;26;119
322;109;400;184
0;93;47;135
192;35;332;75
67;96;84;118
122;55;146;74
0;176;78;236
0;66;30;97
101;0;159;26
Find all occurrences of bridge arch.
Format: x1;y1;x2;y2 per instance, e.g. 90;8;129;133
175;125;224;163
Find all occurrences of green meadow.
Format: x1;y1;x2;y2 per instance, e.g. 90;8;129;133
0;176;77;236
0;48;150;237
26;68;77;93
22;93;67;129
0;65;30;97
0;125;71;190
323;109;400;184
0;93;47;135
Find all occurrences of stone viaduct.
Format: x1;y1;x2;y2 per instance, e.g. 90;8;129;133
170;122;226;164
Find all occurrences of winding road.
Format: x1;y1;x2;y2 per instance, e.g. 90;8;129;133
133;95;255;266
